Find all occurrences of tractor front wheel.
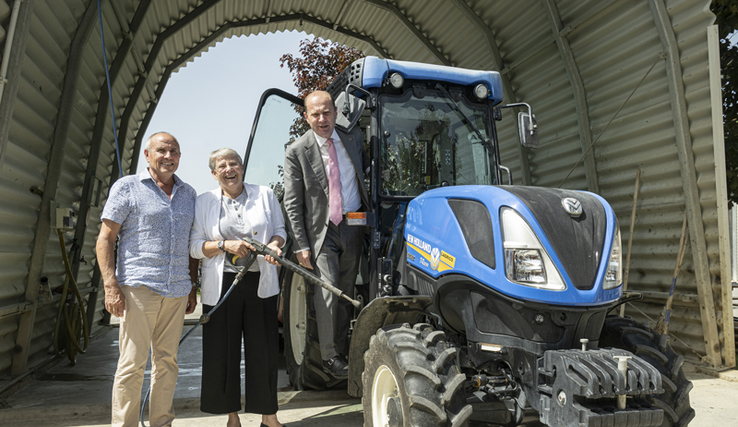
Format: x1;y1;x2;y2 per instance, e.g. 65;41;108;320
362;323;472;427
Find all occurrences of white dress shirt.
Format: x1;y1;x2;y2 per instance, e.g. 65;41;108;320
314;129;361;213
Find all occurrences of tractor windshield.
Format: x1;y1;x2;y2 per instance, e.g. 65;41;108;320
379;88;497;197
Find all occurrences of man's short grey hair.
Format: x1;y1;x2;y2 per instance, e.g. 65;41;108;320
145;132;177;151
209;148;243;171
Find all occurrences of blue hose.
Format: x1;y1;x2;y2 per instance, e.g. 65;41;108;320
97;0;123;178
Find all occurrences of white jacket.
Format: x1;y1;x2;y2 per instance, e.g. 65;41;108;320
189;184;286;305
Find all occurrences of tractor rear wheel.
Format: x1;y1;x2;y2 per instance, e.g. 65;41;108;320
598;316;695;427
282;266;342;390
362;323;472;427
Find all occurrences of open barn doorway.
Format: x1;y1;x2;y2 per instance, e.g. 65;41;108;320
133;31;306;196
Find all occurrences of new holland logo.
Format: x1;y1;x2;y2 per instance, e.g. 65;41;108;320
561;197;582;217
430;247;441;271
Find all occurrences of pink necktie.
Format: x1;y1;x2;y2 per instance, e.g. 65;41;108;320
326;138;343;225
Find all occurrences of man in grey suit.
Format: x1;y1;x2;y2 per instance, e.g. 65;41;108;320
283;90;368;378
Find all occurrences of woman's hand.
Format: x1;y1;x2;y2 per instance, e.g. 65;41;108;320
223;239;254;259
265;241;282;266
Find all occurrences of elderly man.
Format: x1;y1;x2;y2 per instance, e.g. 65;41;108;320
96;132;197;427
283;90;369;378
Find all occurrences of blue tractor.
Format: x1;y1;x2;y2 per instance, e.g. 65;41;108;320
244;57;694;427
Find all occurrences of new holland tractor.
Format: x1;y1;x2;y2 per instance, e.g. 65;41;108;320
243;57;694;427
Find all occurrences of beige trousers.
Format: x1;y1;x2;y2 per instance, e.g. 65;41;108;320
111;285;188;427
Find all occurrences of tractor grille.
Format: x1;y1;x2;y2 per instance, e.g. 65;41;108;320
502;186;607;291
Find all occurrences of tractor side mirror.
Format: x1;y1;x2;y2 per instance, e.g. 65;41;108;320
500;102;539;149
335;91;366;133
518;111;539;149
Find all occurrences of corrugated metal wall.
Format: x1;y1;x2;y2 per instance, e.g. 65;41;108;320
0;0;101;378
0;0;731;381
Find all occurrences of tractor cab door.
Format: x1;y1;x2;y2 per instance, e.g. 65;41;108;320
243;89;304;198
244;88;372;289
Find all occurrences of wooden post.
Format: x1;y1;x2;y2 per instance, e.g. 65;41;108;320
656;212;688;336
620;169;641;317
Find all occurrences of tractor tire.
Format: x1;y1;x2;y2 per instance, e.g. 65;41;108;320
362;323;472;427
598;316;695;427
282;266;342;390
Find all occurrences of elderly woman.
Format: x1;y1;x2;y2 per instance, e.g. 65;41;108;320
190;148;286;427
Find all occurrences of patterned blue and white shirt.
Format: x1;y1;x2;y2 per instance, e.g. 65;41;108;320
101;169;196;298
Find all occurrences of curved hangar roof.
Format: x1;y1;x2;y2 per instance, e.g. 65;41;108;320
0;0;731;379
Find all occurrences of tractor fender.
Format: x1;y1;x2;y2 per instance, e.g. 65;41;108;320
346;295;433;397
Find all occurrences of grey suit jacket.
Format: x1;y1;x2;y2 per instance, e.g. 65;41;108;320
283;126;369;256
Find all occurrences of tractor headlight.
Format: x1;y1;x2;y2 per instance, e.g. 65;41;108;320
474;83;490;99
501;208;566;290
506;249;546;283
389;73;404;88
604;227;622;290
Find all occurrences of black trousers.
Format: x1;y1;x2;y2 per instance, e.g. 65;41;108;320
200;271;279;415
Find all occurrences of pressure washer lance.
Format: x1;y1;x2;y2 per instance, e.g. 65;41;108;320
140;252;257;427
240;236;363;310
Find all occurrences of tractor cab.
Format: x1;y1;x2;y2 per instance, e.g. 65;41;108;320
244;57;533;297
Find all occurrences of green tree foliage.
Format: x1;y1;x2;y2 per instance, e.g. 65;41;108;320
713;0;738;204
279;37;364;139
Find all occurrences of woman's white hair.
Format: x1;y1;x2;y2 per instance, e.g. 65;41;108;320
208;148;243;171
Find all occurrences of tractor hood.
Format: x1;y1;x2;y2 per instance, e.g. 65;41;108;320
403;185;622;306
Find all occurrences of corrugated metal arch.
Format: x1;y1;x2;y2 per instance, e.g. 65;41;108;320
648;0;721;366
0;0;732;380
127;12;395;174
448;0;533;185
11;0;102;375
544;0;599;194
360;0;451;65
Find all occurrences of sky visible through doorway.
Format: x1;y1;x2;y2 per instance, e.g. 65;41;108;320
136;31;307;195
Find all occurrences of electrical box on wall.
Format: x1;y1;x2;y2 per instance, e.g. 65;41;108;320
55;207;76;231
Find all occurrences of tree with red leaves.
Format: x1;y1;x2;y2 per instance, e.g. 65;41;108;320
280;37;364;138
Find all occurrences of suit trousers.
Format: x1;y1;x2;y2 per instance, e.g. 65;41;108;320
200;271;279;415
112;285;188;427
313;220;364;360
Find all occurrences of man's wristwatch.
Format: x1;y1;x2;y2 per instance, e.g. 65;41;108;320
217;240;225;252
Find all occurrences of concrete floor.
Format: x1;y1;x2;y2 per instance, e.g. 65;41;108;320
1;303;737;426
0;321;365;427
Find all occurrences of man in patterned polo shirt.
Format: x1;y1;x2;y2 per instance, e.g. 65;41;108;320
96;132;197;427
